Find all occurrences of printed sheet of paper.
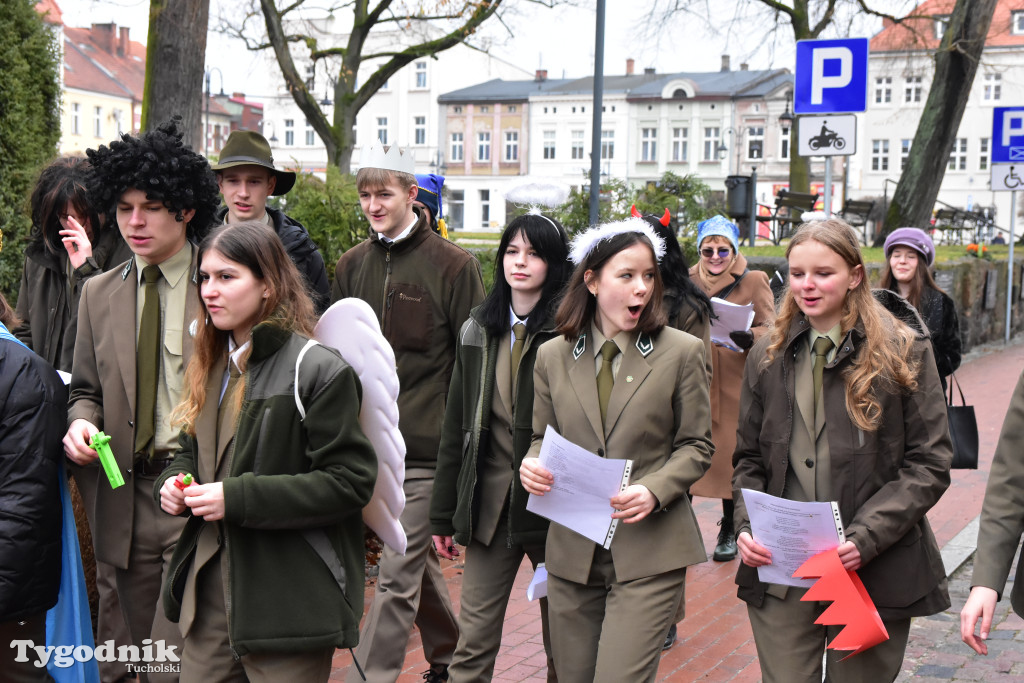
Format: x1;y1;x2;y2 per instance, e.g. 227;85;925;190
740;488;845;588
527;563;548;601
710;297;755;350
526;425;631;549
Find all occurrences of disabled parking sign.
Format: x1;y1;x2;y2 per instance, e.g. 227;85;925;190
794;38;869;114
992;107;1024;163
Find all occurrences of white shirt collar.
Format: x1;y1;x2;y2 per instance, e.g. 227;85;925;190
377;216;418;246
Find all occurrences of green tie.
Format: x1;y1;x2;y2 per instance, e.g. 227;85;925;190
134;265;162;458
597;340;619;426
812;336;834;420
510;322;526;395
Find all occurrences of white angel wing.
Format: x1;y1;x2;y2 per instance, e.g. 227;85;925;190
314;298;407;554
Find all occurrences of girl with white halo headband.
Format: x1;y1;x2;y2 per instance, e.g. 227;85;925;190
429;183;571;682
520;217;713;682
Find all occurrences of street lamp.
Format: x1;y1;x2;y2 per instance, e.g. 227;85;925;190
204;66;225;156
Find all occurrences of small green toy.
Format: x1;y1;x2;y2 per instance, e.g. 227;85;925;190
89;431;124;490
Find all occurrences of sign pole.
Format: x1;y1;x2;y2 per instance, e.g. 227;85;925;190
1007;189;1017;343
823;161;833;216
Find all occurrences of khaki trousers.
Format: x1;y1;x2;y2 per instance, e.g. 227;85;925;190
180;551;333;682
348;472;458;682
448;527;554;682
113;472;185;683
747;586;911;683
547;548;684;683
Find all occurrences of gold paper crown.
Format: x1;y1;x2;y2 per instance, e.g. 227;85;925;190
360;140;416;175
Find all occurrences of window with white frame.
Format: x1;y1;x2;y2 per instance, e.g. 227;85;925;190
948;137;967;171
601;130;614;160
543;130;556;159
703;127;720;161
900;139;912;170
641;127;657;162
571;130;585;160
375;117;387;145
477;131;491;162
980;137;990;170
1013;10;1024;35
305;119;315;146
780;126;790;160
285;119;295;146
450;132;464;162
904;76;922;103
671;127;688;162
871;139;889;171
415;61;427;88
480;189;490;227
747;126;764;160
414;116;426;145
984;73;1002;101
305;64;315;89
504;131;519;162
113;109;124;135
93;106;102;137
874;77;892;104
71;103;80;135
935;15;949;40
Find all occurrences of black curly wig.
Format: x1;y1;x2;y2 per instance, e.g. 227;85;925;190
86;117;220;242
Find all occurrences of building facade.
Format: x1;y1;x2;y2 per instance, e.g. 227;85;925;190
851;0;1024;236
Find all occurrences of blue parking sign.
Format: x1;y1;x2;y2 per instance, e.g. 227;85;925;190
794;38;869;114
992;107;1024;163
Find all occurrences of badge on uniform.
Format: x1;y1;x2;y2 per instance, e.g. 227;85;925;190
573;333;587;361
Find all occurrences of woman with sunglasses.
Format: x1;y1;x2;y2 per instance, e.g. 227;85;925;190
688;215;775;562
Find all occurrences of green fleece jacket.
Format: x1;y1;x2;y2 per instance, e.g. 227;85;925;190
156;323;377;655
331;210;485;469
430;308;553;547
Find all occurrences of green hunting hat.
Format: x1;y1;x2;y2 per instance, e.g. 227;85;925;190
211;130;296;195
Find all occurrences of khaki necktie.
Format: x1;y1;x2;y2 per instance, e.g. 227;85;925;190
597;340;620;426
511;322;526;395
134;265;162;457
812;336;834;420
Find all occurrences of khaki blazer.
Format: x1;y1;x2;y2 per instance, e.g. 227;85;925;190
972;368;1024;617
528;326;714;584
68;247;200;569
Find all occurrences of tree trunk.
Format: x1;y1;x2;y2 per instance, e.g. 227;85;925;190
141;0;209;149
878;0;997;244
789;117;810;196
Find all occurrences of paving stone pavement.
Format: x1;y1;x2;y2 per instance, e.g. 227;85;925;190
330;337;1024;682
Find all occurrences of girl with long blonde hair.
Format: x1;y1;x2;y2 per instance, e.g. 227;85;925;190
733;218;952;682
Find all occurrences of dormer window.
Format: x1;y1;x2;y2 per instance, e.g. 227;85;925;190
934;15;950;41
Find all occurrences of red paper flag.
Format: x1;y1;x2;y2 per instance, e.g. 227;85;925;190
793;548;889;658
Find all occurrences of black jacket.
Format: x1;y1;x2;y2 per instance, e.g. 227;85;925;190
918;286;962;380
214;206;330;314
0;333;67;620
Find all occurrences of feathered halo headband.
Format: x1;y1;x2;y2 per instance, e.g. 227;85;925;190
569;218;667;265
504;180;568;232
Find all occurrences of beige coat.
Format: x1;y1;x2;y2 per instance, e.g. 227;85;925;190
688;253;775;499
67;248;200;569
528;327;714;584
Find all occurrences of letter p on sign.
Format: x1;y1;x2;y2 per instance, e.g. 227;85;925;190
1003;113;1024;147
811;47;853;105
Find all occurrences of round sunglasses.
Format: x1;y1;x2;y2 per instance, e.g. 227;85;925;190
700;247;733;258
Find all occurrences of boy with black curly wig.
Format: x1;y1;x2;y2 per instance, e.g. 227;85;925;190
63;118;219;680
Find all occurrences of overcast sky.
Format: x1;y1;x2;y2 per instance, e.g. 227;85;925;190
58;0;918;102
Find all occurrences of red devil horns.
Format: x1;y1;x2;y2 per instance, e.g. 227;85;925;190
629;205;671;226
